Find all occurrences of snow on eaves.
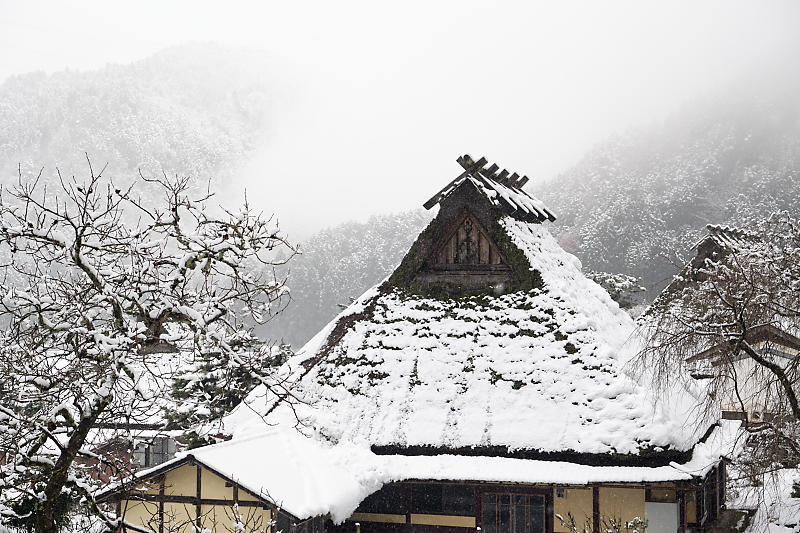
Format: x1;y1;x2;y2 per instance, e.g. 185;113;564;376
130;421;742;524
466;176;555;222
228;219;702;456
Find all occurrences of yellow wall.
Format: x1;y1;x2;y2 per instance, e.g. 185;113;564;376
118;463;272;533
553;487;593;533
163;464;197;497
411;514;476;528
201;505;271;532
162;502;194;531
120;500;160;531
200;466;232;499
599;487;645;528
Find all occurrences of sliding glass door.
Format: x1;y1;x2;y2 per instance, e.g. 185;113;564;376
481;493;545;533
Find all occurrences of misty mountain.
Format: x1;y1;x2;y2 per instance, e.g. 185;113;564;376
268;83;800;349
4;47;799;351
537;84;800;294
0;43;271;185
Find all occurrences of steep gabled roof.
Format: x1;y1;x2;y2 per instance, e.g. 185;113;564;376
423;155;556;223
236;218;698;458
223;155;709;466
686;323;800;364
647;223;762;313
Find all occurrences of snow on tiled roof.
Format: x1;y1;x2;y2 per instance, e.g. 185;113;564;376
227;218;702;456
423;155;556;223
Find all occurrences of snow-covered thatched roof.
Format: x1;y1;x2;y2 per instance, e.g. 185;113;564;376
102;155;734;525
227;169;706;458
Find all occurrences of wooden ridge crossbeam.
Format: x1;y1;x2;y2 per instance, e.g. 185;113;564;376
423;154;531;210
456;154;530;189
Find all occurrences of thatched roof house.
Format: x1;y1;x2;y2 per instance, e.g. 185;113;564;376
101;155;735;533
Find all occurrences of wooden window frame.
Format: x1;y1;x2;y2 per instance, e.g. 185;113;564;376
476;485;553;533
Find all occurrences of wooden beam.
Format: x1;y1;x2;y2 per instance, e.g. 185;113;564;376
158;476;165;533
483;163;499;177
196;464;202;528
121;493;270;508
424;156;488;210
592;486;599;533
456;155;487;171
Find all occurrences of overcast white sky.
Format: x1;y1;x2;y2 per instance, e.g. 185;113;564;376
1;1;799;236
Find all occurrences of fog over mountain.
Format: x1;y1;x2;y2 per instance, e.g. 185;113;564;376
256;210;432;347
1;44;799;349
538;77;800;295
267;77;800;348
0;44;271;187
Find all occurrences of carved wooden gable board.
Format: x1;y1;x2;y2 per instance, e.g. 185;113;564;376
428;210;507;270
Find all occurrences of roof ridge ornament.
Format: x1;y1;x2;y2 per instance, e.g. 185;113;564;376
423;154;555;223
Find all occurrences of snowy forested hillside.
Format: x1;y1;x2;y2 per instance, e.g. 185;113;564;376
0;43;271;184
3;50;799;350
259;83;800;348
537;82;800;294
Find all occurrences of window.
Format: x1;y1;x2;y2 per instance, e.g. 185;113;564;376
149;437;175;466
481;493;545;533
134;437;176;468
410;483;474;514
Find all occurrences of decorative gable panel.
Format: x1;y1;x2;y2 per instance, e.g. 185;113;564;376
429;211;505;268
409;209;513;291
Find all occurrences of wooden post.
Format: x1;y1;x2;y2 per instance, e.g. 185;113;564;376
158;475;165;533
678;491;687;532
196;464;202;528
592;486;600;533
115;500;122;533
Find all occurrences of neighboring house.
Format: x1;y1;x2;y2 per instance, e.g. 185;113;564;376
687;324;800;423
657;224;800;424
78;426;178;485
657;224;760;298
99;155;734;533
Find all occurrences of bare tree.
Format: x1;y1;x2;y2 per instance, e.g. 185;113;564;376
557;512;647;533
0;160;297;533
638;212;800;475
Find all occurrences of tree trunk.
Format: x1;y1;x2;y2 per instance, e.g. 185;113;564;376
34;397;110;533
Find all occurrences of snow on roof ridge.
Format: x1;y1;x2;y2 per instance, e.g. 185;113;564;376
423;154;555;222
699;223;759;250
